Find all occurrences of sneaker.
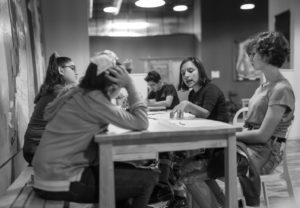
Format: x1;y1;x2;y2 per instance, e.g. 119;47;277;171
149;182;174;204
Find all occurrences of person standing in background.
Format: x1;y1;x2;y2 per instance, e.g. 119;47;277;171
23;52;78;165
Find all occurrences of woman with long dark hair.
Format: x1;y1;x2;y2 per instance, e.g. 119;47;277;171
173;57;228;122
23;52;78;164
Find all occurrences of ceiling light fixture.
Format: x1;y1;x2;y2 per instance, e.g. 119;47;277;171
135;0;165;8
103;0;123;15
240;0;255;10
173;5;188;12
103;6;118;13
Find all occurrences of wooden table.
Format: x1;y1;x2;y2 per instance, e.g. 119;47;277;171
94;112;238;208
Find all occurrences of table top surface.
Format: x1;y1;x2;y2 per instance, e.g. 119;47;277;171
95;111;239;143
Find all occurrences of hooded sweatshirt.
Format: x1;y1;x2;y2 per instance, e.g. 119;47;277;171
32;86;148;191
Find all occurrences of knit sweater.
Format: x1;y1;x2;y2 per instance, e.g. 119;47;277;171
32;87;148;191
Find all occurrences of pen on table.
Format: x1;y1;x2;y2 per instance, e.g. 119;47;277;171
179;121;186;126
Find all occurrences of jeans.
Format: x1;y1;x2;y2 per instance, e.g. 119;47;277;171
34;162;159;208
176;148;260;207
206;147;261;207
177;139;284;207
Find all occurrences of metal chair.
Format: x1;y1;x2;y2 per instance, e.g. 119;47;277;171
233;107;295;208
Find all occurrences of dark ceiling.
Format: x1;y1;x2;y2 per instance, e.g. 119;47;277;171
92;0;194;19
89;0;267;37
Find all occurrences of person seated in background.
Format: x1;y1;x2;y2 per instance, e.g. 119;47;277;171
23;52;78;165
145;70;180;110
115;59;134;110
31;51;159;208
169;57;229;208
143;70;180;204
175;31;295;208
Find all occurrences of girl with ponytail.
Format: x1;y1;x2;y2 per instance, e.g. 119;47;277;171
23;52;78;164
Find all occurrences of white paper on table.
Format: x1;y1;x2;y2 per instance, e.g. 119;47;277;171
168;119;228;128
147;111;195;120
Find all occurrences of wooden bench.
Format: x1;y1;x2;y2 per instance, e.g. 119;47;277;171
0;166;95;208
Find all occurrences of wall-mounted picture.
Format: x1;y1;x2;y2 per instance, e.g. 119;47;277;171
27;0;46;91
143;58;182;87
275;10;290;69
144;59;170;82
234;38;261;81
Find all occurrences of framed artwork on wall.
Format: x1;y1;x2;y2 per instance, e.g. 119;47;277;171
275;10;291;69
234;39;261;81
144;59;170;82
143;58;182;87
26;0;46;92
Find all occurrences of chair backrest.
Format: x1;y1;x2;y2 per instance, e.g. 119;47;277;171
281;118;294;166
232;107;248;126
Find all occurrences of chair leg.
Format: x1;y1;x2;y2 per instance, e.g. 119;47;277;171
282;155;295;201
284;171;295;199
261;181;270;208
285;176;295;202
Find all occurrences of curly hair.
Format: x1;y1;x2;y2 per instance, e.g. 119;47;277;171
178;57;211;91
254;31;290;68
34;53;72;103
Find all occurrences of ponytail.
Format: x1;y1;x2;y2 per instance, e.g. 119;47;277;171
34;52;71;103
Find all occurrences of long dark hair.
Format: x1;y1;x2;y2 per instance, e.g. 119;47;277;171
34;53;72;103
178;57;211;91
79;63;115;99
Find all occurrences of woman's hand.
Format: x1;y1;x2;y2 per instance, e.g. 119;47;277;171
147;99;156;105
105;65;132;88
172;101;210;118
172;100;191;114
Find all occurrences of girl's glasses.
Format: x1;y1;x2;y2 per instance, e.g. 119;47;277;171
62;65;76;71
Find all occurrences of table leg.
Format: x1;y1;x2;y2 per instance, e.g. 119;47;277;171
224;134;238;208
99;143;115;208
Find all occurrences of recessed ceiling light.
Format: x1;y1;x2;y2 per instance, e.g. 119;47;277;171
103;6;118;13
135;0;165;8
173;5;188;12
240;3;255;10
240;0;255;10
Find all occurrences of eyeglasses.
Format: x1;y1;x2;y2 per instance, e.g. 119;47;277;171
62;65;76;71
